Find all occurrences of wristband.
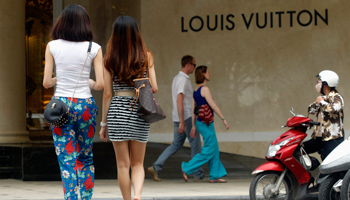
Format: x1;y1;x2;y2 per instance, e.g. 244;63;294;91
100;122;107;127
221;117;226;121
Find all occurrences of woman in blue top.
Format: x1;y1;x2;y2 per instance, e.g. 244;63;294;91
181;65;229;183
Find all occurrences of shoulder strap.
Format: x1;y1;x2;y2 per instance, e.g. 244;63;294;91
87;41;92;53
67;41;92;109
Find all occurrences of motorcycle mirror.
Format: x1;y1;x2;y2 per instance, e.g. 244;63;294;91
290;108;296;116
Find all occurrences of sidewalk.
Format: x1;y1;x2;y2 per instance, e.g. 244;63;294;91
0;142;264;199
0;178;252;200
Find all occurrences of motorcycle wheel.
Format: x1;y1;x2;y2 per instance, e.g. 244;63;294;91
340;169;350;200
249;171;293;200
318;173;341;200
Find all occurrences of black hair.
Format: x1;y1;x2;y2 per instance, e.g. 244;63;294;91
51;4;93;41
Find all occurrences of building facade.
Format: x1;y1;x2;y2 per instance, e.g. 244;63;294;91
1;0;349;158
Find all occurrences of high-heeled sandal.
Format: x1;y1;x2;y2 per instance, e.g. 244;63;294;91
209;179;227;183
182;170;188;182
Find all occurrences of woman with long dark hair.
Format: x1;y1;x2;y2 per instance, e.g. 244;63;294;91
99;16;158;200
43;4;104;200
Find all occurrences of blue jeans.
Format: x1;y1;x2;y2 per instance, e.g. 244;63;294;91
153;117;204;177
182;121;227;180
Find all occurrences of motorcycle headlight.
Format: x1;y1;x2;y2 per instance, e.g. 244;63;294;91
266;137;295;158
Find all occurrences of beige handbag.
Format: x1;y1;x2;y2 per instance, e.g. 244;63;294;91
300;147;312;170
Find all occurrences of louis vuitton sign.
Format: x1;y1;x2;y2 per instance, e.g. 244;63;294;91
181;9;328;32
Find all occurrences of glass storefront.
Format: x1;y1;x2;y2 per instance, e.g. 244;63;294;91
25;0;53;138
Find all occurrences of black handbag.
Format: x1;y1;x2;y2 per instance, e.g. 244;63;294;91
44;42;92;127
44;99;69;127
130;77;166;123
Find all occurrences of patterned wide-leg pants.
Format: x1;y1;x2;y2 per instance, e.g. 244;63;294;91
51;97;98;200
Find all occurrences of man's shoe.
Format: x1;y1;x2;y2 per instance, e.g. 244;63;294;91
147;166;161;181
193;176;209;182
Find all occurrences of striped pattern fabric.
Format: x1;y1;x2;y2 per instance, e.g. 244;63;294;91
112;80;134;91
107;96;150;143
109;70;149;142
112;71;147;91
198;104;214;125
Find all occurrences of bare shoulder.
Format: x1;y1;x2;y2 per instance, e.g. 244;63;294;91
147;50;154;68
147;50;153;58
201;86;210;92
200;85;211;97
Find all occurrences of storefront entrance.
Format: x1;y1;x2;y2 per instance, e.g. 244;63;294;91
25;0;53;140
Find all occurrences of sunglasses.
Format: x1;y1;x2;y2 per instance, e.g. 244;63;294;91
190;63;196;68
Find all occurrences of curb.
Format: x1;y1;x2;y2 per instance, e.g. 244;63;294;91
42;197;250;200
82;196;250;200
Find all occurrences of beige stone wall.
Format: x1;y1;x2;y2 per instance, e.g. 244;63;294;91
0;0;30;143
55;0;350;158
140;0;350;157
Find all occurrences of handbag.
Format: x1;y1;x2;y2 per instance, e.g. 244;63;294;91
197;104;214;125
130;76;166;123
44;41;92;127
300;147;312;170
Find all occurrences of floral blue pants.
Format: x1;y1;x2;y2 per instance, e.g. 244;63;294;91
51;97;98;200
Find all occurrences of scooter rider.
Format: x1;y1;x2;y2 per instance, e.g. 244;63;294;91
302;70;344;160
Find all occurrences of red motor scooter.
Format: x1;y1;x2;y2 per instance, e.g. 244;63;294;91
249;108;321;200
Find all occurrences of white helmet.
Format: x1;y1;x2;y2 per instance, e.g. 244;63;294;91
317;70;339;87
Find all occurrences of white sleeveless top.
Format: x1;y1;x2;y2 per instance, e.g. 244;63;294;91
49;39;101;98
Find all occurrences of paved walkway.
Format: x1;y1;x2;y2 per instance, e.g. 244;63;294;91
0;178;252;200
0;142;265;199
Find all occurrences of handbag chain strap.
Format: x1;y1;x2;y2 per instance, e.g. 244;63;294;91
67;41;92;110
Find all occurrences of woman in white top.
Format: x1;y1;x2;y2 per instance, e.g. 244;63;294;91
42;4;103;200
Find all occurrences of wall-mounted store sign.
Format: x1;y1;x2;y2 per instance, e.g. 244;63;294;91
181;9;328;32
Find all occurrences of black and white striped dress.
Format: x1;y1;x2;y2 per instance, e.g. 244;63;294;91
107;76;150;143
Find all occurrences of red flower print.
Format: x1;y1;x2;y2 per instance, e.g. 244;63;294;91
74;161;78;173
85;176;93;190
87;125;94;138
77;160;84;171
82;108;91;122
67;97;78;104
54;127;62;136
65;140;75;155
76;143;81;153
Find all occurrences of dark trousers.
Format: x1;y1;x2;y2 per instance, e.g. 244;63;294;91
303;137;344;160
